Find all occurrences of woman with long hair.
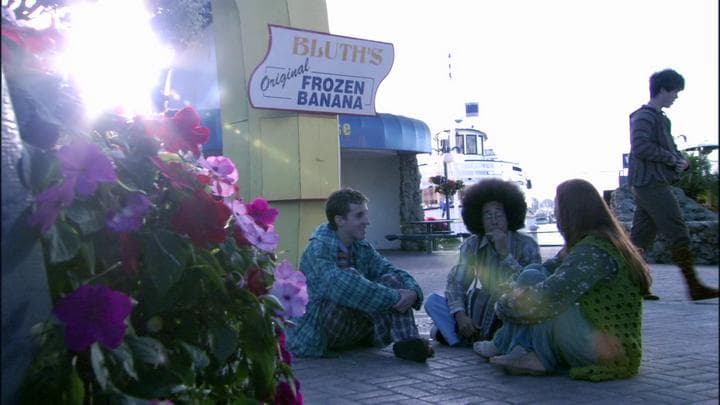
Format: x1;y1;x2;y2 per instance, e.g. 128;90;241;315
473;179;651;381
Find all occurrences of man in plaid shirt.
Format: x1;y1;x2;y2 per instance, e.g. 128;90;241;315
287;188;433;362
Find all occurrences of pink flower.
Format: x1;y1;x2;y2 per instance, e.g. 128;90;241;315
28;179;76;233
197;156;238;197
245;197;279;228
270;262;308;319
231;200;280;252
53;284;133;352
57;142;117;197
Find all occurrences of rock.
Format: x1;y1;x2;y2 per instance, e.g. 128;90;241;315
611;184;719;264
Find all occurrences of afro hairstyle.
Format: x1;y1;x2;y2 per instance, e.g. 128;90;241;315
461;178;527;235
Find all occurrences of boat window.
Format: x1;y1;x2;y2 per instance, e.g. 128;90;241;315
466;134;478;155
455;133;465;154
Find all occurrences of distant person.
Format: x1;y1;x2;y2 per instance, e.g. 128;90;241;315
474;179;651;381
628;68;718;301
287;188;433;362
440;198;449;219
424;179;541;347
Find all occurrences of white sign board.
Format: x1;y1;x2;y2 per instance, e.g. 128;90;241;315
248;25;394;116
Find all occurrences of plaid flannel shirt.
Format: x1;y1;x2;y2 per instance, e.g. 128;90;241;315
445;232;542;316
287;224;423;357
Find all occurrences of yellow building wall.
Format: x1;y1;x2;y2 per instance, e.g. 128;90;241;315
212;0;340;265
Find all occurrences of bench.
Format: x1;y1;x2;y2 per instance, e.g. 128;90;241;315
385;232;469;254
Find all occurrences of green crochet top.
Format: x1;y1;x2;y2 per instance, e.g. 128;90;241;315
570;236;643;381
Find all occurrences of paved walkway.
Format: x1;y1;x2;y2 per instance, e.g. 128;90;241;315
292;250;719;404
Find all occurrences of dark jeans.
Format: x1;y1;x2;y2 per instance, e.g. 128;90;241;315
630;184;690;250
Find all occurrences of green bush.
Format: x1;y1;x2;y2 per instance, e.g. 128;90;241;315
677;152;718;211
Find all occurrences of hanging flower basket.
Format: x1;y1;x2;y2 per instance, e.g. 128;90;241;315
429;175;465;196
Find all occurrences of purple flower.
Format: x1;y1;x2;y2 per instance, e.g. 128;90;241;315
56;142;117;197
274;260;306;286
107;192;151;232
270;262;308;319
53;284;133;352
197;156;238;197
28;179;76;233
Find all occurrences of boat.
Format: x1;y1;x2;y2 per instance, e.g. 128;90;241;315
418;125;532;211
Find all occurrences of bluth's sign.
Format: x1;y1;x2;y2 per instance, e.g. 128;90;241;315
248;25;394;116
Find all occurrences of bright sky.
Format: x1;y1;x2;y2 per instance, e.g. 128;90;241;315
326;0;719;200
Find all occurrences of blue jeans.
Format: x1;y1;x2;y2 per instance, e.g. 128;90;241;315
492;266;597;371
424;293;465;346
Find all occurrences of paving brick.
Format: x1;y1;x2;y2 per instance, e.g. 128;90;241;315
290;255;719;404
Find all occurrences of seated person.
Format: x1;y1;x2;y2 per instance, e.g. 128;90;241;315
287;188;433;362
424;179;541;347
474;179;651;381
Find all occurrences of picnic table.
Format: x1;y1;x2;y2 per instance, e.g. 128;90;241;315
385;219;467;254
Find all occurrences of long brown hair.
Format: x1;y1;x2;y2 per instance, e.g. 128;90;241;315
555;179;651;293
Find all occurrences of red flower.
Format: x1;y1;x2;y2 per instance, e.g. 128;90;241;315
171;191;231;248
277;330;293;365
118;234;139;275
244;267;269;297
274;379;303;405
146;107;209;156
150;157;199;191
1;21;64;69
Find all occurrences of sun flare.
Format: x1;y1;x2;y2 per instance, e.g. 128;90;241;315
55;0;174;118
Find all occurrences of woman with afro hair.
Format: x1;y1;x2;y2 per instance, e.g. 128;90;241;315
424;179;541;347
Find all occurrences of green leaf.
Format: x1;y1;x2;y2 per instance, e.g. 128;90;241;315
209;322;238;364
65;200;107;235
47;221;82;263
20;143;57;192
110;342;138;380
181;341;210;371
90;343;111;391
140;230;188;298
125;335;168;367
80;241;96;275
63;366;85;405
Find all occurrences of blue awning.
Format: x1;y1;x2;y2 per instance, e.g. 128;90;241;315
339;113;431;154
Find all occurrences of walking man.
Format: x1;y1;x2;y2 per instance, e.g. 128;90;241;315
628;68;718;301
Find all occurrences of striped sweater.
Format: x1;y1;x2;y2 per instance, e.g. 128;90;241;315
628;105;684;187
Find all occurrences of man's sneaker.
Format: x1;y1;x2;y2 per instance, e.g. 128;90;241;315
489;346;547;376
393;338;434;362
473;340;499;359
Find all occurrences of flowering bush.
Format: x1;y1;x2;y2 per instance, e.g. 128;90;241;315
424;216;450;232
429;175;465;196
3;9;306;404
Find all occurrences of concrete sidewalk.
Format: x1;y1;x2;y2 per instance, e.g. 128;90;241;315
292;250;719;404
